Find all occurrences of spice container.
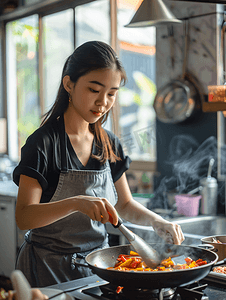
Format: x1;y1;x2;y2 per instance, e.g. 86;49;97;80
199;176;218;215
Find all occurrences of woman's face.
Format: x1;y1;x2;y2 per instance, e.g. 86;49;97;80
65;67;122;124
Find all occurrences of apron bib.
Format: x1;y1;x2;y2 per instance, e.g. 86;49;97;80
16;117;118;287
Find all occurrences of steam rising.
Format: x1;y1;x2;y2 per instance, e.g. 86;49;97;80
152;135;225;210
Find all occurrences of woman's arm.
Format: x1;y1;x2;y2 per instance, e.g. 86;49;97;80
114;173;184;245
16;175;118;230
15;175;79;230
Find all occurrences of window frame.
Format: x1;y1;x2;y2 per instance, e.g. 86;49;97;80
0;0;156;172
0;21;6;119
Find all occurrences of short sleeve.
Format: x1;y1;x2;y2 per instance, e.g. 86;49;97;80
106;130;132;183
13;130;51;191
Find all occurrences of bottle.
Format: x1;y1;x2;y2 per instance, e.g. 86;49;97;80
199;176;218;215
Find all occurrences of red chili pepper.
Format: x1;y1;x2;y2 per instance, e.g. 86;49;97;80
196;259;204;263
197;261;207;266
196;259;207;266
130;258;141;268
185;257;193;264
116;286;124;294
117;255;127;262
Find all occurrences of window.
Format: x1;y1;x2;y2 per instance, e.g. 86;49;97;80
43;9;74;112
75;0;111;130
6;15;39;160
117;0;156;162
75;0;110;46
2;0;157;168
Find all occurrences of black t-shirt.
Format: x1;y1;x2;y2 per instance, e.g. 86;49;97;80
13;116;131;203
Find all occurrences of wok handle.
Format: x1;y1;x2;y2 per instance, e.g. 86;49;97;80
196;244;215;251
71;254;91;269
213;258;226;267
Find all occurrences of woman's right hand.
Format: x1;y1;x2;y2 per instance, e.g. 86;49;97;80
74;195;118;226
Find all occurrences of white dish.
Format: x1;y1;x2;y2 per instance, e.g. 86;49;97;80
38;288;74;300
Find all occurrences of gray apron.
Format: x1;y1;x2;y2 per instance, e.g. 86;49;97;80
16;117;118;287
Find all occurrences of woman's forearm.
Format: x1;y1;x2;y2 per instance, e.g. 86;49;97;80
116;198;164;227
116;198;184;244
16;198;78;230
16;193;118;230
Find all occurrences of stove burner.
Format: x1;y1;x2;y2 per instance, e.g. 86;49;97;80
99;284;176;300
82;282;209;300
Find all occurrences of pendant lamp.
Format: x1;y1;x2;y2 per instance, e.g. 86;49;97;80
125;0;182;27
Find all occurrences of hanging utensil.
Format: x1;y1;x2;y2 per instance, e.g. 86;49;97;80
168;25;175;70
154;20;203;123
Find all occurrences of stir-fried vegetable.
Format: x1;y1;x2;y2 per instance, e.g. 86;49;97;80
107;251;207;272
213;266;226;274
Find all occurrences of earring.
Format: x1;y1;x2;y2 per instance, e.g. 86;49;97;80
68;93;72;103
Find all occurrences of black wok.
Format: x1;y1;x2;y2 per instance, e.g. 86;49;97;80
74;243;225;289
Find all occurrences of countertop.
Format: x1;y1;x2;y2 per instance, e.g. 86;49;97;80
0;180;18;197
201;281;226;300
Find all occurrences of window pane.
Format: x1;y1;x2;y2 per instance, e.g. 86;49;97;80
117;0;156;161
75;0;110;47
6;15;39;160
0;26;6;154
43;9;74;112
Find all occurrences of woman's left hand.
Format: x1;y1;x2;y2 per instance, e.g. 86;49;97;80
152;218;185;245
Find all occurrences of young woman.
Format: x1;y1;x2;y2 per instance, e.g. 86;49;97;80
13;41;184;288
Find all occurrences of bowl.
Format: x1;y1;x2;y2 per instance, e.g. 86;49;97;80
201;235;226;261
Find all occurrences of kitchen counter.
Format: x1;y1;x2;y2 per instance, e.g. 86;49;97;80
201;282;226;300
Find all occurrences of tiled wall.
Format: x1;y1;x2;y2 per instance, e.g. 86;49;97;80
156;1;224;93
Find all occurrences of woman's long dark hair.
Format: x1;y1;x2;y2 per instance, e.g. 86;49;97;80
41;41;127;163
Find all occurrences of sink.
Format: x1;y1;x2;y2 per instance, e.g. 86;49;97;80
172;215;226;236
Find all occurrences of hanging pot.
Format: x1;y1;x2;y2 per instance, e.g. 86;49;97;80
154;20;203;124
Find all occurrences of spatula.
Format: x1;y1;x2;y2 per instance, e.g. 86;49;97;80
171;255;187;265
107;212;162;269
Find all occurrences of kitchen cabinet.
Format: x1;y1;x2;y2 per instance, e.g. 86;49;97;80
0;181;26;277
0;195;16;277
